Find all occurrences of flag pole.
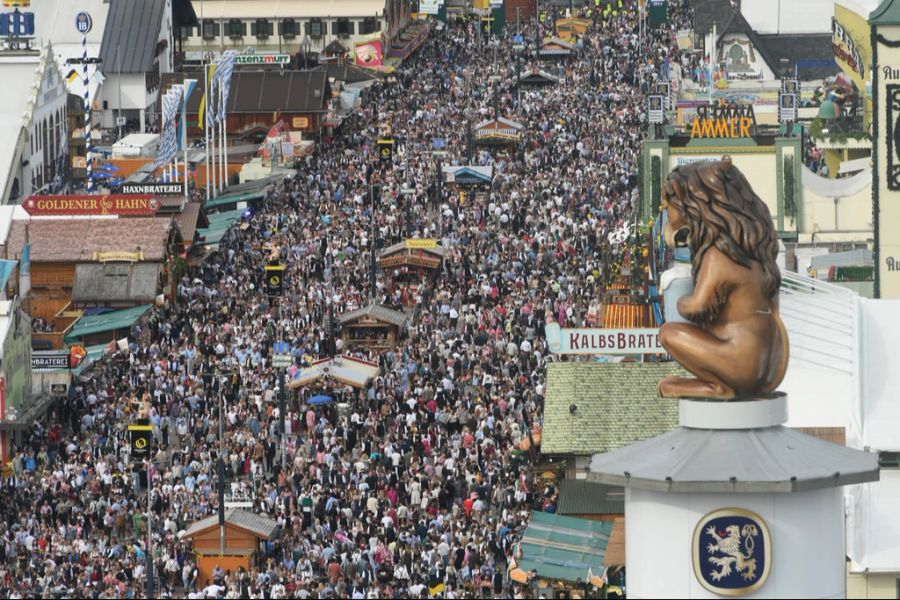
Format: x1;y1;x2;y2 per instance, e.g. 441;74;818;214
204;61;211;201
219;83;225;192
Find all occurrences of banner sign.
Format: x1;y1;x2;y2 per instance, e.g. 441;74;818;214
121;182;185;195
234;53;290;65
378;138;394;161
405;238;437;249
545;322;664;354
128;424;152;459
23;194;160;216
94;251;144;262
355;41;383;68
648;95;664;124
265;264;286;296
31;352;70;369
688;103;756;140
420;0;440;14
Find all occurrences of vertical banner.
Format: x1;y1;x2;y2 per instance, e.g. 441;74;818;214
128;424;152;460
355;40;383;68
873;14;900;297
265;264;286;296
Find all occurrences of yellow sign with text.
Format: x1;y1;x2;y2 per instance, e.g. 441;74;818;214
94;251;144;263
689;117;753;140
405;238;437;249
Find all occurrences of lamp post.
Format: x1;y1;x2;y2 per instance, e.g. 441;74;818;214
369;182;381;300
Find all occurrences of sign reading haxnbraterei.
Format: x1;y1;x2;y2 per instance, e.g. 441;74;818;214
120;182;185;195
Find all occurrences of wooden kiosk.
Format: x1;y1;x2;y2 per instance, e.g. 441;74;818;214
183;509;279;586
378;239;446;306
338;303;408;351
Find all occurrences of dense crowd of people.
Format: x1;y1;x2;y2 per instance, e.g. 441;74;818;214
1;2;694;598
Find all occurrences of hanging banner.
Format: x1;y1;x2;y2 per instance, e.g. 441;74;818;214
355;41;383;68
265;264;286;296
378;138;394;162
544;322;664;354
23;194;160;216
128;424;152;459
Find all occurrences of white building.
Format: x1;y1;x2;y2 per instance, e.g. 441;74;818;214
178;0;411;58
778;272;900;597
96;0;175;132
0;42;68;204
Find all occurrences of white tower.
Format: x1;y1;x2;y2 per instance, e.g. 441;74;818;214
588;395;879;598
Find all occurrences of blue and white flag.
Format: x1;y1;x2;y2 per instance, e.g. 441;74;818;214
214;50;238;124
178;79;197;151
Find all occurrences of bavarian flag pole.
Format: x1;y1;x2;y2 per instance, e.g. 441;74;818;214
199;61;217;200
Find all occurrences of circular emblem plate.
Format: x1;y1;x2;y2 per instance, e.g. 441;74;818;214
75;11;92;34
693;508;772;596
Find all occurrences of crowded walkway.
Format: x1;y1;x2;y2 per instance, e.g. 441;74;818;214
0;2;694;598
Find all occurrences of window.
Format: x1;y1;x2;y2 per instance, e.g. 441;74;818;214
361;17;377;34
253;18;271;39
179;24;194;40
227;19;244;38
202;19;218;40
335;18;353;37
280;18;297;38
309;18;324;38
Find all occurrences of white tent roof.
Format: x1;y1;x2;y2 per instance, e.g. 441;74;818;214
194;0;385;20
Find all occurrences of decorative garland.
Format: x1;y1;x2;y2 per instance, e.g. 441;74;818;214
783;156;796;219
650;155;661;216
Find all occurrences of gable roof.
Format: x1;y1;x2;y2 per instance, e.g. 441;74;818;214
6;218;174;263
542;362;686;456
338;303;408;327
871;0;900;24
163;71;330;114
312;62;382;84
690;0;738;35
183;509;279;540
756;34;838;80
99;0;167;73
324;39;349;54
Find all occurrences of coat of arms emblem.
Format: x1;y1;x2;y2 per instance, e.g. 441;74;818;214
693;508;771;595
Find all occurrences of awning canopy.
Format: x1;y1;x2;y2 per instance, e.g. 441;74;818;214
518;511;613;584
204;191;265;211
65;305;153;344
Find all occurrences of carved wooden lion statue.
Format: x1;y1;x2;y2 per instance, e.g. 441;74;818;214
658;157;789;400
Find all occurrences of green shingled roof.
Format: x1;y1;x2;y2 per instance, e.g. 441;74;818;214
541;361;686;456
871;0;900;25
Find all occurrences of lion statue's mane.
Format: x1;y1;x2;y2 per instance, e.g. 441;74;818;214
662;160;781;313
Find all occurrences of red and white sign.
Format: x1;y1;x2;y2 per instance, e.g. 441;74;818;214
23;195;160;216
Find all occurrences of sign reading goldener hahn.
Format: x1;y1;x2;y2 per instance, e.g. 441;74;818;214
545;322;664;354
23;195;160;216
121;182;185;195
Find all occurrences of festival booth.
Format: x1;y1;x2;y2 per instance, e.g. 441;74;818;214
473;117;524;146
183;509;279;587
378;239;446;305
555;17;591;41
514;69;560;88
338;303;408;352
4;199;179;349
287;355;380;391
538;37;575;60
